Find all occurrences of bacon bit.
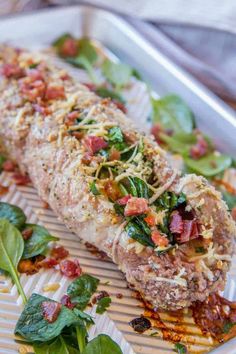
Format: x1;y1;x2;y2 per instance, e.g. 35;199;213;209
50;246;69;260
19;78;46;102
116;293;123;299
144;210;158;226
0;184;9;196
60;38;78;57
151;230;169;247
65;111;79;126
61;73;70;81
84;136;108;154
42;201;49;209
93;290;110;304
1;63;25;79
83;82;96;91
60;259;82;278
2;160;16;172
190;135;208;159
71;131;84;140
81;152;93;165
109;147;121;161
61;294;76;309
39;257;58;269
117;194;132;206
41;301;61;323
45;85;65;100
103;180;121;201
231;207;236;221
124;197;149;217
170;210;184;234
12;173;31;185
191;293;236;342
22;227;33;240
112;100;127;113
26;68;44;81
179;220;199;243
18;256;45;275
33;103;51;116
150;124;163;144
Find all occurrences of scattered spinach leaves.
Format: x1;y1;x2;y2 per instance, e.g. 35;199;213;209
82;334;122;354
184;153;232;177
22;224;58;259
174;342;187;353
102;59;132;90
67;274;99;310
96;296;111;314
95;87;125;104
0;219;27;303
0;202;26;230
66;56;99;85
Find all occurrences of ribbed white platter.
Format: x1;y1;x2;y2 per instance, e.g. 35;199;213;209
0;6;235;354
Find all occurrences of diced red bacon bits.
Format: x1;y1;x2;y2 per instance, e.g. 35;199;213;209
83;82;96;91
117;195;132;206
1;63;25;79
60;259;82;278
39;257;58;269
45;85;65;100
21;227;33;241
50;246;69;260
61;294;76;309
41;301;61;323
150;124;163;144
112;100;127;114
26;68;44;81
65;111;79;126
109;147;121;161
2;160;16;172
19;77;46;102
103;180;121;201
81;152;93;165
84;136;108;154
60;38;78;57
0;184;9;196
33;103;51;116
151;230;169;247
190;135;208;159
12;173;31;185
170;211;184;234
124;197;149;217
144;211;157;227
179;220;199;243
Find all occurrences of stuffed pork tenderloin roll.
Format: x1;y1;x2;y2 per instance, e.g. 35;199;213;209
0;46;235;310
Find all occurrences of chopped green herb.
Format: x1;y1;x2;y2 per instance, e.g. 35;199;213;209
125;220;154;247
96;296;111;314
90;181;100;196
174;342;187;353
108;126;124;144
195;246;205;254
29;63;39;69
223;321;236;333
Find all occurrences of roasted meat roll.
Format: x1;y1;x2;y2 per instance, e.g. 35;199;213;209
0;46;235;310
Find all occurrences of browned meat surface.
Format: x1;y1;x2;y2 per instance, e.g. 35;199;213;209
0;46;235;310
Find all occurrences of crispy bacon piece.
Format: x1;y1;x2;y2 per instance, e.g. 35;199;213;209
150;124;163;145
71;131;84;140
26;68;44;81
170;210;184;234
60;259;82;278
151;230;169;247
190;135;208;159
50;245;69;260
124;197;149;217
103;180;121;201
60;38;78;57
83;82;96;91
39;257;58;269
65;111;79;126
42;301;61;323
109;147;121;161
2;160;16;172
1;63;25;79
84;136;108;154
45;85;65;100
81;152;93;165
12;173;31;185
0;184;9;196
92;290;110;304
60;294;76;309
117;195;132;206
112;100;127;113
33;103;51;116
19;78;46;102
179;220;199;243
22;227;33;240
144;211;158;227
18;256;44;275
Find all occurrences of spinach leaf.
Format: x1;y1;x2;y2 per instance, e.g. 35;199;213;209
15;293;80;342
0;155;6;172
34;336;79;354
184;153;232;177
78;38;98;65
223;321;236;334
132;68;143;81
0;202;26;229
73;308;94;326
151;95;195;134
67;274;99;310
108;127;124;144
174;342;187;353
66;56;99;85
160;132;196;155
53;33;73;50
125;221;154;247
102;59;132;89
22;224;59;259
155;192;186;210
96;296;111;314
89;182;100;196
221;190;236;210
95;87;125;104
126;177;150;199
82;334;122;354
0;219;26;303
